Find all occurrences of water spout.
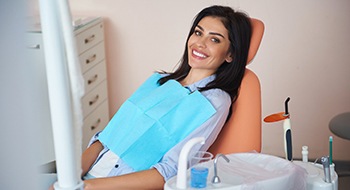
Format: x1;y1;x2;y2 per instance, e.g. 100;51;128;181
176;137;205;189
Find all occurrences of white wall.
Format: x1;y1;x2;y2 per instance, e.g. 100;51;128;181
32;0;350;160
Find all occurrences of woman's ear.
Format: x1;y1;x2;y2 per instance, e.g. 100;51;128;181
225;53;233;63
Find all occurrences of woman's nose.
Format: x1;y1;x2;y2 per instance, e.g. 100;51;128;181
196;37;207;48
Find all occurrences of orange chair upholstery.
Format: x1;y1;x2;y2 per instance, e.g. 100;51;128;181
209;18;265;155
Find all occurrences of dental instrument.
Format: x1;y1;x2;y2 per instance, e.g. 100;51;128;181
176;137;205;189
211;154;230;184
264;97;293;161
329;136;333;165
321;156;332;183
283;97;293;161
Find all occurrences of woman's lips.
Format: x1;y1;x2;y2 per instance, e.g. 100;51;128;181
192;50;208;59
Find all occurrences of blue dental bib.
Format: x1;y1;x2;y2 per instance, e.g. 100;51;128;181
98;73;216;171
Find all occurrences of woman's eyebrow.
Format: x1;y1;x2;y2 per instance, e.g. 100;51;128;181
196;25;225;39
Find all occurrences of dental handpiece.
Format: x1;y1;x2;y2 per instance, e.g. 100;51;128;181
283;97;293;161
283;118;293;161
321;156;332;183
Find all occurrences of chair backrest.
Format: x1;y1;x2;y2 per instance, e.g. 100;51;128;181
208;18;265;155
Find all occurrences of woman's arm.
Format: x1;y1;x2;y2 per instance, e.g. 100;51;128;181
81;141;104;177
81;139;165;190
153;89;231;181
84;168;165;190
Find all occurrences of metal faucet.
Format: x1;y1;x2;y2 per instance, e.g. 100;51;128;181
212;154;230;184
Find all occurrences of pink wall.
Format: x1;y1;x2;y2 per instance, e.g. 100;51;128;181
31;0;350;160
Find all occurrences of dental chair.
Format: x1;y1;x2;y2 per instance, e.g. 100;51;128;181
209;18;265;155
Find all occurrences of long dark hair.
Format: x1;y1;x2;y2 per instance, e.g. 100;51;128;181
158;5;252;102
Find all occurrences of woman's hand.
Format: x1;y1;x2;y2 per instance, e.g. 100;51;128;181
81;141;104;177
48;184;54;190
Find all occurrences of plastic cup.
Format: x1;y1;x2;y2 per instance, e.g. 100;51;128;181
191;167;209;188
190;151;213;167
189;151;213;188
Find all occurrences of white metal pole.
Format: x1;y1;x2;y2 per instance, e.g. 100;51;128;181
38;0;84;189
57;0;85;180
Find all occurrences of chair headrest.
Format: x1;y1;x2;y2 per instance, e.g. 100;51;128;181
247;18;265;64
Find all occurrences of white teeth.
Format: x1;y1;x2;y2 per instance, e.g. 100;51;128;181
193;50;207;58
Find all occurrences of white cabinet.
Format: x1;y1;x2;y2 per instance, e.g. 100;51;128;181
74;18;109;150
27;17;109;165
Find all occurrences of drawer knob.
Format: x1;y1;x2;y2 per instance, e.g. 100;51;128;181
27;44;40;49
90;118;101;130
88;74;98;85
89;95;99;106
84;34;95;44
86;54;97;64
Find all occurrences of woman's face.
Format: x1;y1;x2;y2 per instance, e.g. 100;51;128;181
187;16;232;75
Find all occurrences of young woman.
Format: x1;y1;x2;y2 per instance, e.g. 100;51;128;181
80;5;252;190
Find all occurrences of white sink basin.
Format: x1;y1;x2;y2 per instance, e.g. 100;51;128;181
165;153;307;190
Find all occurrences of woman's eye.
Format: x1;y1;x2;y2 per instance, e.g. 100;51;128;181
211;38;220;43
194;30;202;36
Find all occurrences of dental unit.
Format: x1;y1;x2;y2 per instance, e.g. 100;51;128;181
293;147;338;190
263;98;338;189
164;135;339;190
165;137;305;189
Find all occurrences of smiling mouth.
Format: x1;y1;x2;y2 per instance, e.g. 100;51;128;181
192;50;208;58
